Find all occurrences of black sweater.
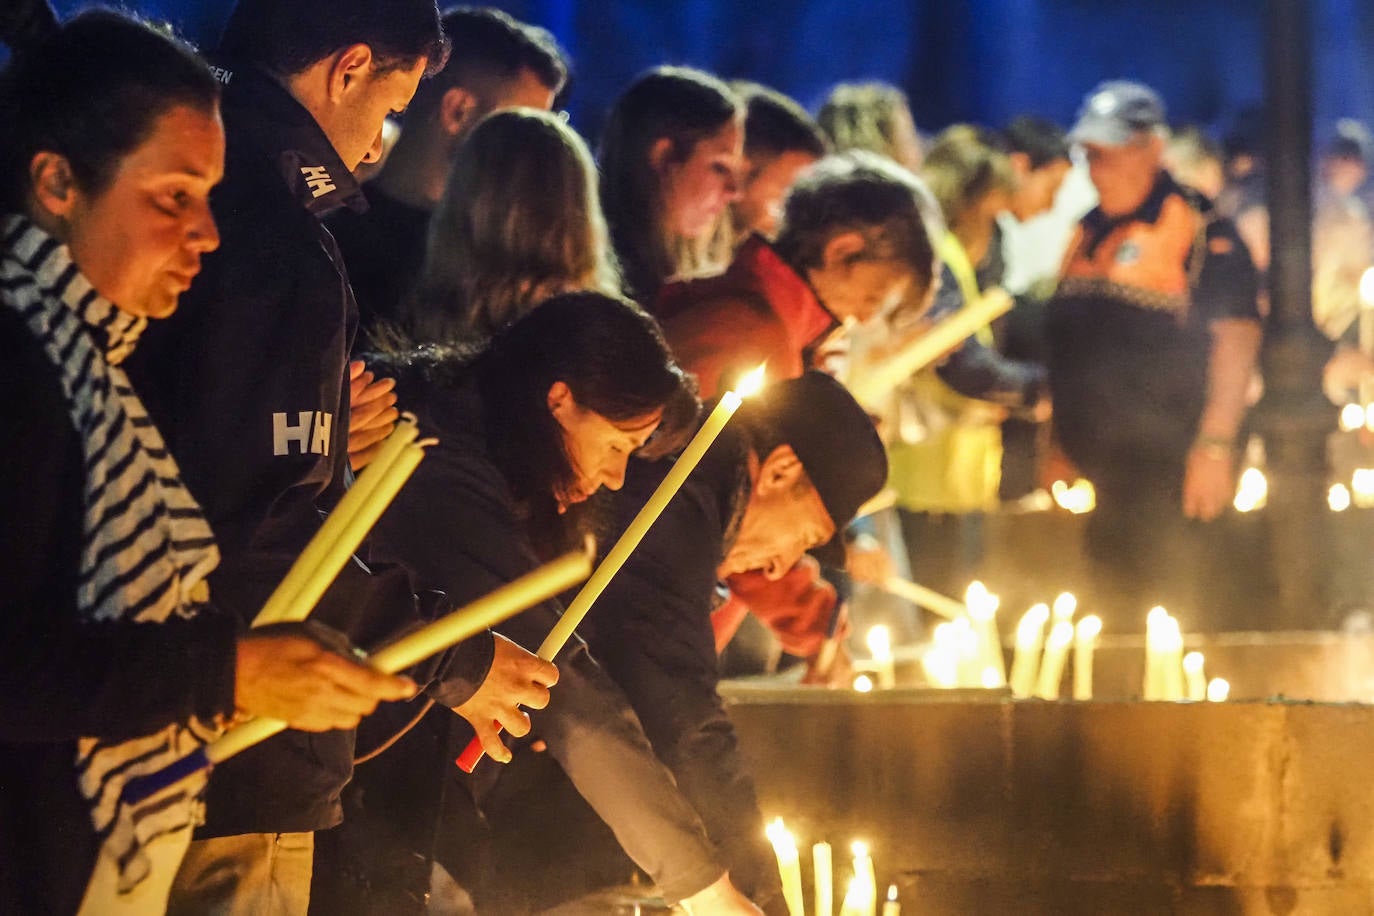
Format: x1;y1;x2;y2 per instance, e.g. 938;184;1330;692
0;307;237;915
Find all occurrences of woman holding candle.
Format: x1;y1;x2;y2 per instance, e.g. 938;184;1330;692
0;12;416;914
313;293;761;914
599;66;744;303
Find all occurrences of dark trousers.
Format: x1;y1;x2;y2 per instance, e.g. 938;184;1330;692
1083;460;1204;632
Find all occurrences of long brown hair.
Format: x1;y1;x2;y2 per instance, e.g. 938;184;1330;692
403;107;619;343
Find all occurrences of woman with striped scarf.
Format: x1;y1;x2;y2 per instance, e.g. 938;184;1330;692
0;11;417;915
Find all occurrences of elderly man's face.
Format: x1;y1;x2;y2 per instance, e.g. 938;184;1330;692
1083;133;1163;217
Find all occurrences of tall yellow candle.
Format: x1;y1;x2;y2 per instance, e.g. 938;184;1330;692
766;818;805;916
965;581;1005;686
1143;606;1168;700
853;841;876;913
1008;604;1049;698
1072;615;1102;700
253;420;422;626
1034;621;1075;699
1052;592;1077;625
814;841;834;916
881;578;964;620
1183;651;1207;701
1161;616;1185;701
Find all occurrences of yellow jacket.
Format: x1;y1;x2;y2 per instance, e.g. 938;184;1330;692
888;233;1005;514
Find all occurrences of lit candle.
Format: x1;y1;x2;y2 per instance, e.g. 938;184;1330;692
1207;677;1231;702
1330;483;1353;512
1143;607;1168;700
1339;402;1366;432
1034;621;1075;699
965;581;1005;686
1233;467;1268;513
881;884;901;916
1051;478;1097;514
947;616;982;687
1008;604;1049;698
867;625;896;689
814;841;834;916
1161;616;1185;701
853;674;875;694
1353;469;1374;509
1183;651;1207;701
846;842;877;916
1052;592;1077;624
920;644;958;689
765;818;805;916
1072;615;1102;700
458;366;768;771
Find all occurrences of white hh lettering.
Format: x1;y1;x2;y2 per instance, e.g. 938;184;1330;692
300;166;337;198
273;411;334;457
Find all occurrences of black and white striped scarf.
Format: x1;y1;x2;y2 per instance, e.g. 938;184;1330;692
0;215;222;893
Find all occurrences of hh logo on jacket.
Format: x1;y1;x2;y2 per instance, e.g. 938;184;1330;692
300;166;337;199
273;411;333;457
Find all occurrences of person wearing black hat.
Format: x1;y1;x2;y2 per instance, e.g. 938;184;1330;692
1046;80;1262;628
553;371;887;915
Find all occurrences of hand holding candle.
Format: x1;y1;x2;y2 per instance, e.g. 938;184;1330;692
456;366;769;772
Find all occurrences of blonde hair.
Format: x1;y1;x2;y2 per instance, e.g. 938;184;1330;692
406;108;619;342
817;82;922;172
920;124;1015;231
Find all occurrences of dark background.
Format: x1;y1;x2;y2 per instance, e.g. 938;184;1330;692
28;0;1374;146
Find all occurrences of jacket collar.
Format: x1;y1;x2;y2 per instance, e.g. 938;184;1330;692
731;235;840;353
213;62;368;218
1082;169;1179;238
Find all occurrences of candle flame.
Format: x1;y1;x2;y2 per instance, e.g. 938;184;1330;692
1340;403;1367;432
1206;677;1230;702
851;840;869;858
965;580;999;620
866;625;892;659
1183;651;1205;674
734;364;768;399
853;674;875;693
888;883;899;902
1052;592;1077;621
1017;603;1049;642
1233;467;1268;513
1330;483;1353;512
1360;266;1374;307
1354;469;1374;508
1075;615;1102;641
980;666;1004;689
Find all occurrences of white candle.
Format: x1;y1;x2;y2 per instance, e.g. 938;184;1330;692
813;841;834;916
1008;604;1049;698
881;884;901;916
965;581;1005;686
1161;616;1185;701
1072;615;1102;700
1143;606;1168;700
842;842;876;916
947;616;982;687
1052;592;1077;624
766;818;805;916
867;625;896;689
1207;677;1231;702
1183;651;1207;701
1034;621;1075;699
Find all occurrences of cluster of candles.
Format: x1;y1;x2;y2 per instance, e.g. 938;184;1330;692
765;819;900;916
1143;606;1230;701
1231;457;1374;515
855;583;1235;703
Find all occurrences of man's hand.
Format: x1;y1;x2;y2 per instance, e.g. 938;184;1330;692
1183;446;1234;521
452;633;559;763
348;360;399;471
679;873;763;915
235;631;417;732
846;536;895;586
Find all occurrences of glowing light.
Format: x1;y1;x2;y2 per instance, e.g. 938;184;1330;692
1353;469;1374;509
1051;478;1097;514
1340;402;1367;432
1360;267;1374;307
1330;483;1352;512
734;364;768;399
866;625;892;659
980;666;1003;689
853;674;874;693
1233;467;1268;513
1052;592;1078;622
1075;615;1103;642
964;581;999;621
1206;677;1231;702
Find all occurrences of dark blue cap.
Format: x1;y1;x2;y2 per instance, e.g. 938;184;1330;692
1070;80;1167;147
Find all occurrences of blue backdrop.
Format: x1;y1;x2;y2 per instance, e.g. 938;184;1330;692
36;0;1374;146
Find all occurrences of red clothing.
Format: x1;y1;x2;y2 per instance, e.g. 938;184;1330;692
657;237;843;656
657;235;839;399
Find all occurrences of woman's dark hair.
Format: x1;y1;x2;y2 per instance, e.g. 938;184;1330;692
598;66;740;302
0;9;220;213
477;291;699;511
219;0;448;78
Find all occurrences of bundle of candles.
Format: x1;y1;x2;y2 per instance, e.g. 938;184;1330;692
765;819;901;916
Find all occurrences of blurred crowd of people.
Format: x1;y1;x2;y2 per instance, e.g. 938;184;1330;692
1;1;1364;914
